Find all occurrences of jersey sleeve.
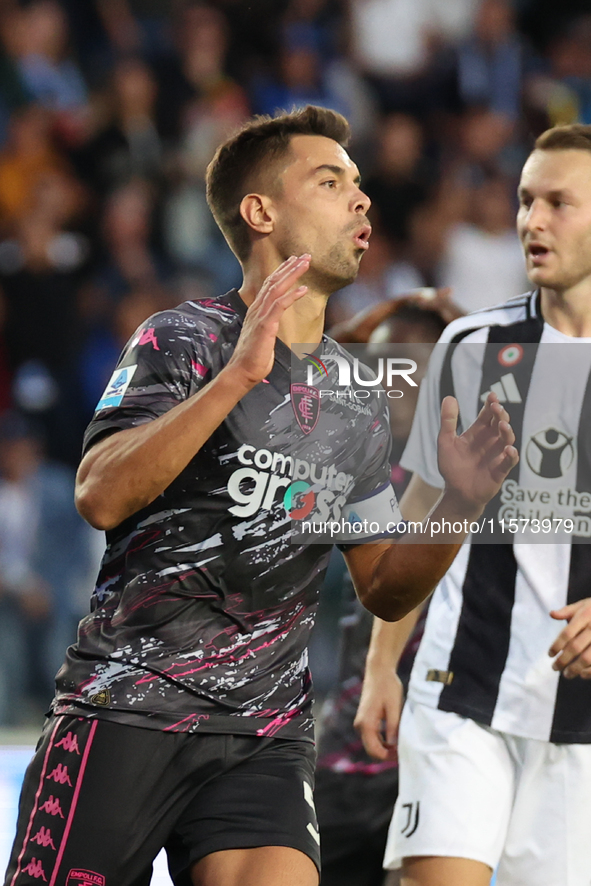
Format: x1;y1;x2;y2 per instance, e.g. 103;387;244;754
83;309;213;455
334;401;402;545
399;340;447;489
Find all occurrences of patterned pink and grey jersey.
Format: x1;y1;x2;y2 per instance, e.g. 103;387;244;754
53;290;398;741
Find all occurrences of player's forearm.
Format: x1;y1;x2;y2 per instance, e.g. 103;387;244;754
362;491;482;620
362;541;459;620
364;607;423;674
75;366;253;530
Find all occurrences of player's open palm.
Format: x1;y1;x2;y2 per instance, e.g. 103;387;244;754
228;254;311;386
437;393;519;511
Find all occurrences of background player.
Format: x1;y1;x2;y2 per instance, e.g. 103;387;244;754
4;106;517;886
357;122;591;886
315;298;450;886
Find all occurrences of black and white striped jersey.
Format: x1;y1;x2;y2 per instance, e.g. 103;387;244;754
401;290;591;743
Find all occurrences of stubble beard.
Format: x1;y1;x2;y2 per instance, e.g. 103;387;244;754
529;259;591;295
280;237;362;296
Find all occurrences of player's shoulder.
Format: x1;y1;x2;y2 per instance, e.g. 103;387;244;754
125;291;245;362
321;333;356;362
438;291;538;345
320;332;380;388
141;290;244;335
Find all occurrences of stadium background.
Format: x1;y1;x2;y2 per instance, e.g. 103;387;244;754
0;0;589;879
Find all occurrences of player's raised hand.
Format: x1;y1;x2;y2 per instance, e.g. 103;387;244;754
227;254;311;387
549;598;591;678
437;392;519;513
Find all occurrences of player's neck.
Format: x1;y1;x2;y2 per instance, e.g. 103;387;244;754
281;295;327;349
541;283;591;338
239;264;328;349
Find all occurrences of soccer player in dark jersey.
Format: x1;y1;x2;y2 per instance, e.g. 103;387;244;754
3;106;517;886
359;123;591;886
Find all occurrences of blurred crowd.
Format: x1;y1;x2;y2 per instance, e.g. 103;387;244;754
0;0;588;726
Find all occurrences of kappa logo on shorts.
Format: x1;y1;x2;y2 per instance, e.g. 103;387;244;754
23;857;47;880
31;825;56;850
55;731;81;755
39;795;65;818
66;869;106;886
46;763;73;786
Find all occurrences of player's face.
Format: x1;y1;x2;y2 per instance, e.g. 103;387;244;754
517;149;591;295
271;134;371;293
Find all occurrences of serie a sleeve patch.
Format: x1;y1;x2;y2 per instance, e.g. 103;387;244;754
95;364;138;412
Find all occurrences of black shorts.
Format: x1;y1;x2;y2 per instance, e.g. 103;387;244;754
314;767;399;886
4;715;319;886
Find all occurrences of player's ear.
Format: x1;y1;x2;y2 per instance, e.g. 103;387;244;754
240;193;275;236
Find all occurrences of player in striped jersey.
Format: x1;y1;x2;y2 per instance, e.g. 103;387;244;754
357;123;591;886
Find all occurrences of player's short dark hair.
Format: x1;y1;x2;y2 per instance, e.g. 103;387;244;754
206;105;351;262
535;123;591;154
